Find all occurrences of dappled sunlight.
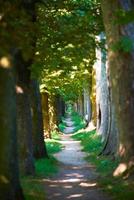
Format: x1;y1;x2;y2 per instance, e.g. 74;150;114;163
58;140;80;144
113;163;127;177
0;175;9;183
67;194;83;199
50;184;58;188
43;176;99;200
1;1;134;200
63;185;73;189
43;177;86;183
119;143;126;157
43;132;101;199
0;14;3;21
0;57;11;68
65;173;84;178
16;85;24;94
79;182;97;187
47;70;64;78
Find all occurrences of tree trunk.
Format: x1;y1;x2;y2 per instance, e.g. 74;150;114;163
95;34;109;141
15;51;35;175
91;68;97;126
0;58;24;199
100;86;119;157
30;80;48;159
83;88;92;124
56;95;65;124
41;92;51;138
48;94;58;132
78;94;84;117
101;0;134;166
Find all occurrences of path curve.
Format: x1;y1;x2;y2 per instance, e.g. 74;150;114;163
44;134;112;200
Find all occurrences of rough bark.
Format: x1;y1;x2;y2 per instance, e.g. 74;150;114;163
30;80;48;159
77;94;84;117
100;86;119;156
83;88;92;124
95;34;109;141
15;51;35;175
48;94;58;132
0;59;24;199
91;68;97;126
56;95;65;124
41;92;51;138
101;0;134;164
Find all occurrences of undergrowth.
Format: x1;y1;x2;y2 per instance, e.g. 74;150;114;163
72;130;134;200
21;131;62;200
59;111;86;133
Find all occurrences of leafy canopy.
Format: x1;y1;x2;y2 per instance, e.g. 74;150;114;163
31;0;103;100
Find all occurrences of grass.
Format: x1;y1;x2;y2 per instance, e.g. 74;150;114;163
21;132;63;200
45;139;63;154
51;130;61;140
72;130;134;200
21;177;46;200
59;111;86;133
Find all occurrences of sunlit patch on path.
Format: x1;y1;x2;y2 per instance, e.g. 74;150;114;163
44;134;111;200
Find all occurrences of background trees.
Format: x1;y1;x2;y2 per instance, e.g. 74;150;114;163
32;0;103;133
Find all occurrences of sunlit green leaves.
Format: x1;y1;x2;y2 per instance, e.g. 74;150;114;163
32;0;103;101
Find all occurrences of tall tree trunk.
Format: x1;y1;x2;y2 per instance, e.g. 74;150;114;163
30;80;48;159
41;92;51;138
95;34;109;141
15;51;35;175
48;94;58;132
83;88;92;125
56;95;65;124
78;94;84;117
91;68;97;126
100;86;119;157
101;0;134;167
0;58;24;199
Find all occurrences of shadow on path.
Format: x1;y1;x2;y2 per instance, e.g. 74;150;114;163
44;134;112;200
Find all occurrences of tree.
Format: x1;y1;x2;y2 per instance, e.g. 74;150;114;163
95;34;109;141
0;57;24;199
101;0;134;173
41;92;51;138
32;0;103;106
15;50;35;175
30;79;48;159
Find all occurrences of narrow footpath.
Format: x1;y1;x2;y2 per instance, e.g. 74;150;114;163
44;134;112;200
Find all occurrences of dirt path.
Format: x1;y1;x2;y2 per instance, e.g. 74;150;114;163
44;134;111;200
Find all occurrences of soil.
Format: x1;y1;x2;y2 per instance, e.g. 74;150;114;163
44;134;112;200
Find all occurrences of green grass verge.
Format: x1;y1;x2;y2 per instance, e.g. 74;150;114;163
21;135;63;200
59;111;86;133
51;130;61;140
21;177;46;200
72;130;134;200
45;138;63;155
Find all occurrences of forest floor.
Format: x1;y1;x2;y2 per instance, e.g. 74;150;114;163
43;134;112;200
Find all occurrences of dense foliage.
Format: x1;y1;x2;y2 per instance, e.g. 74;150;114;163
32;0;103;100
